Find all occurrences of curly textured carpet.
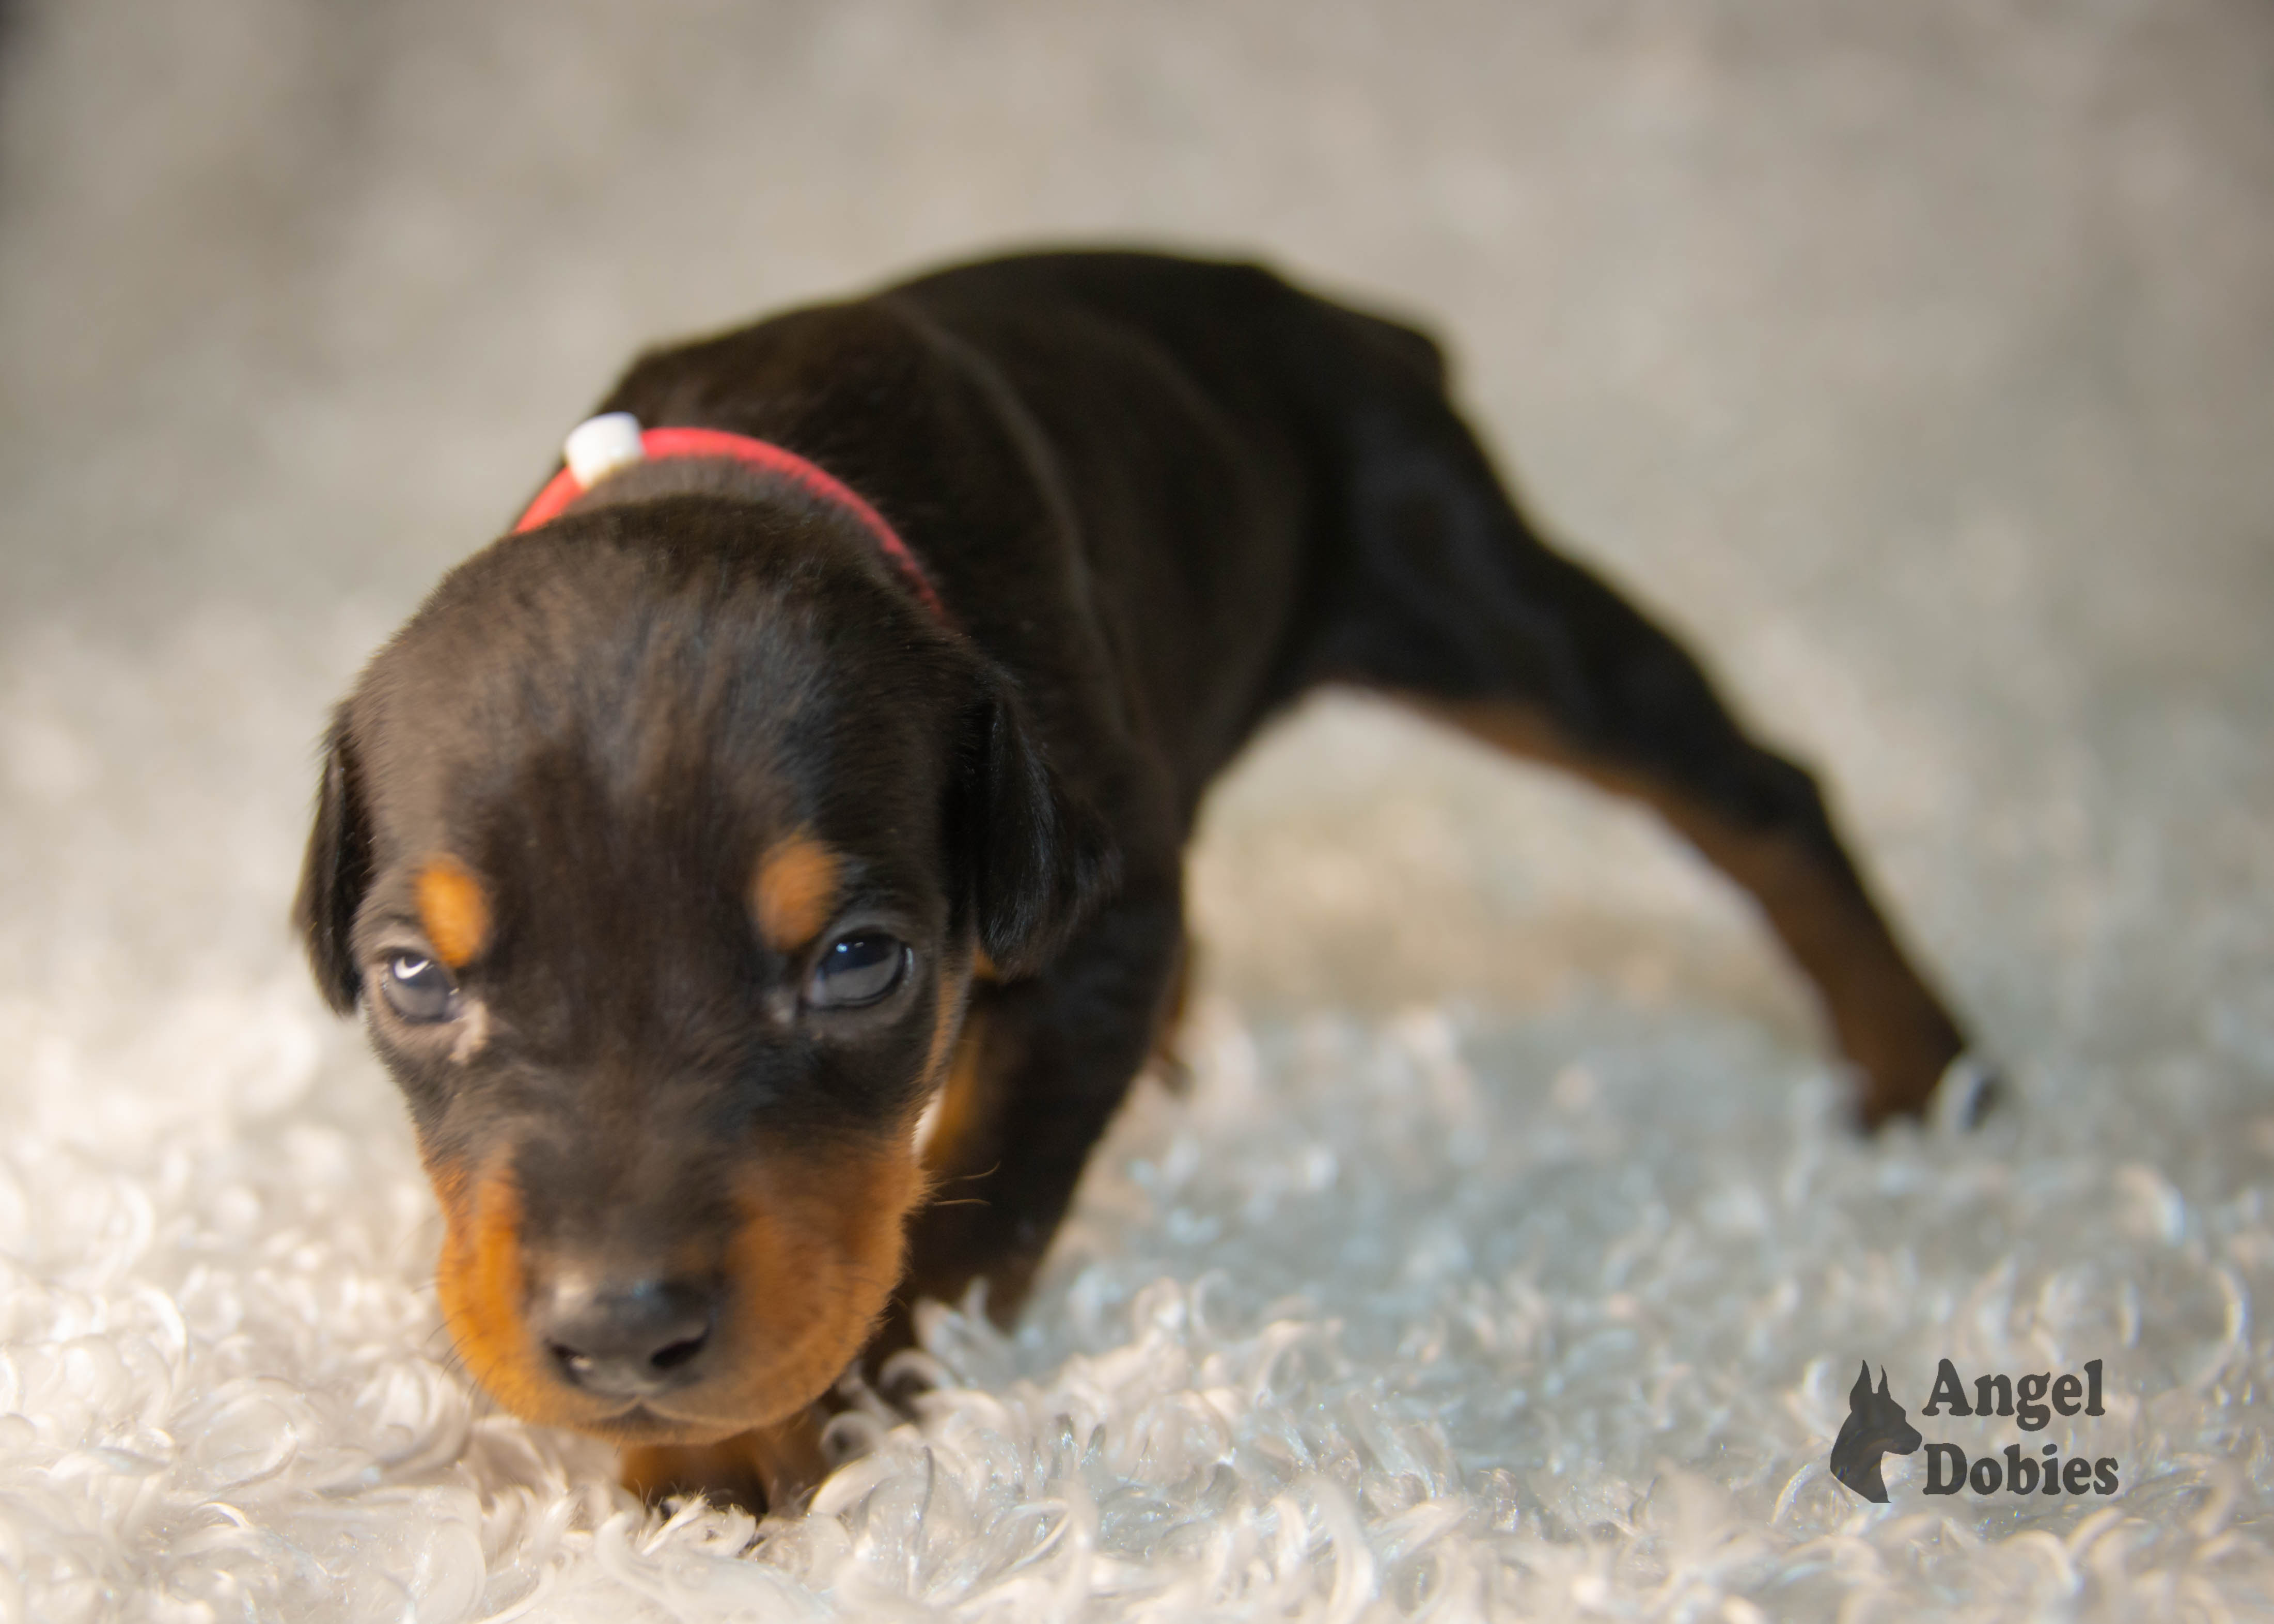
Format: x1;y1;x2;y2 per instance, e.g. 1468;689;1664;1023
2;2;2271;1618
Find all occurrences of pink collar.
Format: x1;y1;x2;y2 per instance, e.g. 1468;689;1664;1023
513;415;945;620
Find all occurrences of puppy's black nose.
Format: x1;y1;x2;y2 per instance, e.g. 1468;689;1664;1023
535;1276;716;1397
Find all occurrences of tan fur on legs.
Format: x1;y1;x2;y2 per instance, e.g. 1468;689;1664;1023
1416;696;1964;1125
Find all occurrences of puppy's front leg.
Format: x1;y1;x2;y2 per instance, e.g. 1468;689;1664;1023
886;878;1186;1357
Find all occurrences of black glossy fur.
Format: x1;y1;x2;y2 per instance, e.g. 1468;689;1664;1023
296;249;1972;1507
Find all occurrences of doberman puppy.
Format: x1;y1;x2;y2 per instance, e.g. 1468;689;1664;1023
294;250;1978;1510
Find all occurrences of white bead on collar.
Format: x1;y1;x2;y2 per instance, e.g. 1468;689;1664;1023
560;412;648;490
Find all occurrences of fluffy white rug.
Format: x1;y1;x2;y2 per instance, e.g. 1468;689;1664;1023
3;2;2271;1619
2;616;2268;1623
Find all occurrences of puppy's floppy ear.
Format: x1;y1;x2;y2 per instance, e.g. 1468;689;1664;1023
954;665;1119;978
293;708;373;1014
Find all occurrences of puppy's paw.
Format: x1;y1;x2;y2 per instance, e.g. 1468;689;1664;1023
1854;1048;2004;1134
1928;1051;2005;1133
619;1408;830;1516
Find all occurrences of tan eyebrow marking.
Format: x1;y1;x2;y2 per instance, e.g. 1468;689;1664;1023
752;830;843;953
415;854;493;968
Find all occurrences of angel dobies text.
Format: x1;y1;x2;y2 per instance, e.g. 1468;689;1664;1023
1916;1359;2118;1497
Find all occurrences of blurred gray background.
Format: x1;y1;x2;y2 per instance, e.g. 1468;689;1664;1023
3;11;2270;1611
1;0;2269;1106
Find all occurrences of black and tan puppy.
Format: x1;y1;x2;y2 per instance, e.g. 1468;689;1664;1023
295;250;1977;1509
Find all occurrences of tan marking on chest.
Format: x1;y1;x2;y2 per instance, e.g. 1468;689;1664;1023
918;1003;998;1178
415;855;492;968
753;831;843;953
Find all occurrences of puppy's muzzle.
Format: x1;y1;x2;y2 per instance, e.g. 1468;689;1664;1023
531;1273;719;1399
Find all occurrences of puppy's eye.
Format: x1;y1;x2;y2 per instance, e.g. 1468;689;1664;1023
806;933;909;1010
380;953;459;1023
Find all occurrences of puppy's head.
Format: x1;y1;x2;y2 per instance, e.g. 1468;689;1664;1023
294;496;1111;1443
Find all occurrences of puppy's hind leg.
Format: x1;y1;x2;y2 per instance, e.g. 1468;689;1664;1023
1304;379;1982;1128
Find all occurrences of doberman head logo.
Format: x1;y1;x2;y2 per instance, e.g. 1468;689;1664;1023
1830;1362;1921;1503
